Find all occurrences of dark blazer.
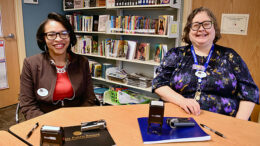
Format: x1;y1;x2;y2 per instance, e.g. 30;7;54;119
19;52;96;120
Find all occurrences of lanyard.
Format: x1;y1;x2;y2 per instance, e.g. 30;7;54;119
191;44;214;100
191;44;214;84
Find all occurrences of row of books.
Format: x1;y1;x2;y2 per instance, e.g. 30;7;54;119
66;13;172;35
89;60;114;79
64;0;106;9
66;14;109;32
72;35;168;62
114;0;171;6
65;0;177;9
111;15;172;35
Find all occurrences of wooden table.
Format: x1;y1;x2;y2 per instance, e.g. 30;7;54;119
9;103;260;146
0;130;27;145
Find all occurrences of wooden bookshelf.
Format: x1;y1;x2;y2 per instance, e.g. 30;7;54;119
92;77;152;92
75;52;160;66
64;0;183;94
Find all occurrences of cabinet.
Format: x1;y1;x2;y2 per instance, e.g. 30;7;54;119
63;0;183;95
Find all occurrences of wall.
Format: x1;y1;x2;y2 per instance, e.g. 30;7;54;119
22;0;64;57
191;0;260;122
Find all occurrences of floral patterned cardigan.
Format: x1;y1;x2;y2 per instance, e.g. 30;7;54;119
152;44;259;117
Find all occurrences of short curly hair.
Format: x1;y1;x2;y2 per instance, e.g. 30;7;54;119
182;7;221;45
36;12;76;52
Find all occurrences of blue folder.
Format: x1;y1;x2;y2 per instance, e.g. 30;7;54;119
138;117;211;144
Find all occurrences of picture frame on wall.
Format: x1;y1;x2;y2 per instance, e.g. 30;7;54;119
24;0;38;4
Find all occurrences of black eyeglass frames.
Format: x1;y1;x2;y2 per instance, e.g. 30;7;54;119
44;31;70;40
190;21;213;31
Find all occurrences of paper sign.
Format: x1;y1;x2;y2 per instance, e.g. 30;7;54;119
0;40;5;60
24;0;38;4
0;62;8;89
0;40;8;89
221;14;249;35
0;9;3;37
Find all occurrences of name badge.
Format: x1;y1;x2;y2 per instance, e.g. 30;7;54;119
195;71;207;78
37;88;48;97
192;64;205;71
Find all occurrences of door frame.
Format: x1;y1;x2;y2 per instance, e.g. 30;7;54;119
14;0;26;72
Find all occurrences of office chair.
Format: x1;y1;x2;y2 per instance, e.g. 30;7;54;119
15;102;20;123
15;102;25;123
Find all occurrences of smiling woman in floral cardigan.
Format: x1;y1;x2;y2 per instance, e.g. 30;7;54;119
152;7;259;120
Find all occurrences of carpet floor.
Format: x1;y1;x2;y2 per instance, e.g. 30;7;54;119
0;104;25;131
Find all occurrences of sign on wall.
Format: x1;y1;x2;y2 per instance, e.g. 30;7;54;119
221;14;249;35
24;0;38;4
0;40;9;89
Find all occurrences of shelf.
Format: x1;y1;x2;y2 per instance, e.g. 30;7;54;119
108;32;176;38
76;52;160;66
107;4;177;9
75;31;105;34
64;6;106;11
74;31;176;38
92;77;152;92
64;4;180;11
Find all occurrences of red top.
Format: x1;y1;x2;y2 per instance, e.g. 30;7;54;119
53;65;73;101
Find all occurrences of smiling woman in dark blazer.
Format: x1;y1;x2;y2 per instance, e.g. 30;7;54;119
19;12;96;120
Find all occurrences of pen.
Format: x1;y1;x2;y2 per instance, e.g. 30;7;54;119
200;123;226;138
26;122;39;139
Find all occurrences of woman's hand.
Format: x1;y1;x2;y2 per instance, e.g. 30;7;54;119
177;98;201;116
154;86;201;116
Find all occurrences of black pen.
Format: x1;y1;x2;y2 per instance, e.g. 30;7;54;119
27;122;39;139
200;124;226;138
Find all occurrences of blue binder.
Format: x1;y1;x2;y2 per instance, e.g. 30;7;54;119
138;117;211;144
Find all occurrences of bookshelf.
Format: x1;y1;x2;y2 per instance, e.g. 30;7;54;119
63;0;183;94
74;51;160;66
92;76;152;92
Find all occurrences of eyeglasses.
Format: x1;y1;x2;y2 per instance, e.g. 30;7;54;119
190;21;213;31
45;31;70;40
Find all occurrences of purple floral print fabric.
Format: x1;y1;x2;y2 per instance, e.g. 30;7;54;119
152;44;259;117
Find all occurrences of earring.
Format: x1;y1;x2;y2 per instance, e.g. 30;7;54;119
45;45;48;52
70;44;74;52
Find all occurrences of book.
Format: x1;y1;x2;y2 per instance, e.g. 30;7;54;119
161;0;170;4
96;0;106;6
88;60;98;74
98;15;109;32
84;0;90;7
102;63;113;79
126;40;137;60
161;44;168;60
135;43;150;61
89;0;96;7
84;35;92;53
74;0;84;8
92;35;98;54
106;0;115;7
92;15;99;31
92;63;102;77
138;117;211;144
158;15;168;35
154;44;162;62
65;0;74;9
63;125;116;146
